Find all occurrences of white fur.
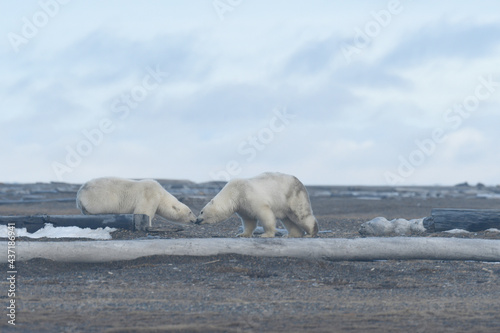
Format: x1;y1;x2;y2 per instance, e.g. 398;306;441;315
196;172;319;238
76;177;196;227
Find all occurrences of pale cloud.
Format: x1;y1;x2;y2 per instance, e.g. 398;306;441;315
439;128;488;163
1;1;500;185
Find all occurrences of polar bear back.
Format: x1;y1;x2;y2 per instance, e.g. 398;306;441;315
76;177;163;215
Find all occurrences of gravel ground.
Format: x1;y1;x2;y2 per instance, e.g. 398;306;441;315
1;182;500;332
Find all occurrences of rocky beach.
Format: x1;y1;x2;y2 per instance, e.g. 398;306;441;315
1;181;500;332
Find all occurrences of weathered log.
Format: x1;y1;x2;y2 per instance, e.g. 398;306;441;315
0;214;149;232
423;209;500;232
1;237;499;263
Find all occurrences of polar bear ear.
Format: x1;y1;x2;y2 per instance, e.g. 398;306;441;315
172;205;180;212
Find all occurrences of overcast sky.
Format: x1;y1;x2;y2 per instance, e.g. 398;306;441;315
1;0;500;186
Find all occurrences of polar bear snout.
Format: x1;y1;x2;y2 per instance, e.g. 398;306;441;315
194;217;204;225
185;211;197;224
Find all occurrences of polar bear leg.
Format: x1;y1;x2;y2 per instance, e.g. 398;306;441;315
256;208;277;238
281;217;305;238
300;215;319;237
133;202;158;227
287;212;318;237
236;216;257;238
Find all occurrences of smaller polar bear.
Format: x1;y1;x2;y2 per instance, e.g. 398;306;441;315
76;177;196;227
195;172;319;238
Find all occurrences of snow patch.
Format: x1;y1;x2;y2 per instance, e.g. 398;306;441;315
0;224;116;240
444;229;471;234
477;193;500;199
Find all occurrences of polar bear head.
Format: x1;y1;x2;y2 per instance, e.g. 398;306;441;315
170;201;197;224
156;193;197;224
195;198;235;225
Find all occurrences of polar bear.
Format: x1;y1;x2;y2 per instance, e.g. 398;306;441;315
76;177;196;227
195;172;319;237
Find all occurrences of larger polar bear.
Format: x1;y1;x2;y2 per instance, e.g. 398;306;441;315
76;177;196;227
195;172;319;237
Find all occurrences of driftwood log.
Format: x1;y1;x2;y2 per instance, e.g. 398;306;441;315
0;214;149;232
423;209;500;232
1;237;499;263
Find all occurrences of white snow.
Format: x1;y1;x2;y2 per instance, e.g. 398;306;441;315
444;229;471;234
476;193;500;199
0;224;116;240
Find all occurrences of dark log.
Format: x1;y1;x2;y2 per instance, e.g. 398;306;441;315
423;209;500;232
0;214;149;233
0;198;75;205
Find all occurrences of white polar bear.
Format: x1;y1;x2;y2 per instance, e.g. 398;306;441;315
76;177;196;227
195;172;319;238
